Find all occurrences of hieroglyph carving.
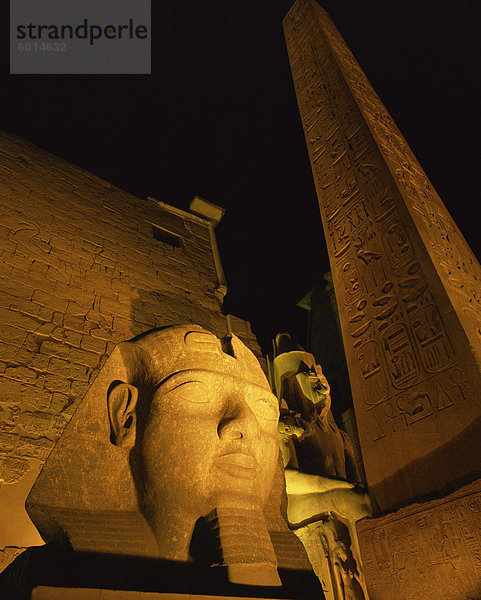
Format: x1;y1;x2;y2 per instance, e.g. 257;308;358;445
356;480;481;600
284;0;481;511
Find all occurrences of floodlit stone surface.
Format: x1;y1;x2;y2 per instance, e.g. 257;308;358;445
24;326;314;592
274;333;360;482
0;131;262;566
274;333;370;599
189;196;225;227
284;0;481;514
356;478;481;600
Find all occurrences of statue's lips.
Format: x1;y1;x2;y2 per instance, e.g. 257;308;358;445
215;452;258;479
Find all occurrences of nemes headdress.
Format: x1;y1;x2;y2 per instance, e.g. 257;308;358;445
26;325;285;557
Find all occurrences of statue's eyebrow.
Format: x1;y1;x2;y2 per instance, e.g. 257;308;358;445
169;380;202;392
164;378;205;395
152;370;193;393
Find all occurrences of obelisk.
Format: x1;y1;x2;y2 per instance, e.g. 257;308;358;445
283;0;481;518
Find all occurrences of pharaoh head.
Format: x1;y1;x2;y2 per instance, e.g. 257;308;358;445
27;326;280;565
273;332;331;420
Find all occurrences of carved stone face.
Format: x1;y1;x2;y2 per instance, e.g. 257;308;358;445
139;367;280;523
24;327;320;587
105;326;282;560
274;350;331;419
26;326;290;578
294;358;331;414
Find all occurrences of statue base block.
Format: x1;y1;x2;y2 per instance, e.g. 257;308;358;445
356;478;481;599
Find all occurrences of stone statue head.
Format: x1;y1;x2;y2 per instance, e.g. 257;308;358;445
108;325;280;561
26;326;292;586
273;332;331;420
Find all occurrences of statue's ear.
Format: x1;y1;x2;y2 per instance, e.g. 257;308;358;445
107;382;138;448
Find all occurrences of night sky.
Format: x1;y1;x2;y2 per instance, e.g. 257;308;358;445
0;0;480;354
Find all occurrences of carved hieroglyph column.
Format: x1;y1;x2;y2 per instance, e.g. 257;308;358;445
284;0;481;513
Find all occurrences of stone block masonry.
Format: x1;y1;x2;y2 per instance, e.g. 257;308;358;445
0;130;261;561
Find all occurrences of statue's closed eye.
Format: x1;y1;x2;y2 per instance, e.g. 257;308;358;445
168;380;211;402
166;380;279;419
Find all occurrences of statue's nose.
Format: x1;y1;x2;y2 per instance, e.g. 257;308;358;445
217;396;260;441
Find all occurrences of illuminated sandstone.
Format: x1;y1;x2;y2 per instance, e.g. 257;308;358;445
283;1;481;597
274;332;370;599
24;325;317;596
283;0;481;515
26;326;281;585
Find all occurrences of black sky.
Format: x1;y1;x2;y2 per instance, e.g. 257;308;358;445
0;0;480;354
